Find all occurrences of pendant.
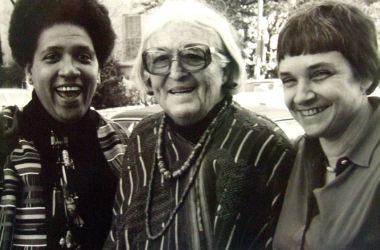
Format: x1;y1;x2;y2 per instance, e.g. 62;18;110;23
62;149;75;169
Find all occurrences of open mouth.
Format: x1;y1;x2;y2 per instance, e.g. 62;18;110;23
56;86;82;98
299;105;329;116
168;87;196;95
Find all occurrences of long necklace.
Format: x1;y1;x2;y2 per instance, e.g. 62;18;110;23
145;99;231;240
50;131;84;249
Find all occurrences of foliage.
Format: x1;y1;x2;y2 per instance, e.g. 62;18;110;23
138;0;298;78
136;0;380;78
0;62;25;88
91;58;144;109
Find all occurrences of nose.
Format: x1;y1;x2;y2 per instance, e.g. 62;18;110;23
168;60;188;80
293;79;315;104
58;56;80;78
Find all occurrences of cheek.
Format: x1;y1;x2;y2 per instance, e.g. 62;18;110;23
283;88;294;107
149;76;165;92
201;68;223;93
31;66;49;83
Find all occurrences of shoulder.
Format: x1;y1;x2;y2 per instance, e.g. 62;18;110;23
130;111;163;138
7;139;40;175
228;102;291;145
96;111;128;143
126;112;163;155
10;139;38;158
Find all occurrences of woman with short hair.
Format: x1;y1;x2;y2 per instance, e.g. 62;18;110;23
273;1;380;249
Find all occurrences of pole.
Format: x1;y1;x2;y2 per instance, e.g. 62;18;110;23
254;0;264;79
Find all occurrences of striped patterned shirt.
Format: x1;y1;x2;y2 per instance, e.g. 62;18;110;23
106;102;295;250
0;115;128;249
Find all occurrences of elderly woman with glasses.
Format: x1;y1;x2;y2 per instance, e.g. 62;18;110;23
273;1;380;249
105;1;295;249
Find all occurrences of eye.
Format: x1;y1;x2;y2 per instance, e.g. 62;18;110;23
152;54;171;68
181;53;205;66
43;52;61;63
180;48;205;66
281;77;297;88
310;69;333;81
77;52;93;64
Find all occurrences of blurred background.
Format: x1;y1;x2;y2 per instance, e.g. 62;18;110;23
1;0;379;112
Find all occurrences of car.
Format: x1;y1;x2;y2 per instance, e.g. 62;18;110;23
111;97;304;141
111;104;162;137
0;88;32;109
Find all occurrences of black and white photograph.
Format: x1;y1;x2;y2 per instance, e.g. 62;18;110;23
0;0;380;249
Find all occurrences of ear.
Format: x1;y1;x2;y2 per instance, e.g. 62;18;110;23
222;64;233;84
24;64;33;85
361;78;372;94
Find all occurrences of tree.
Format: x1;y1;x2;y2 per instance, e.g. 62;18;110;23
92;58;144;109
135;0;297;78
0;62;25;88
0;34;3;66
196;0;380;78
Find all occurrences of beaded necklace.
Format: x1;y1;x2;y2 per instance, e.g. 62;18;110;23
145;99;231;240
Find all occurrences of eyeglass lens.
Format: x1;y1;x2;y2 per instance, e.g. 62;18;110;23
143;44;211;75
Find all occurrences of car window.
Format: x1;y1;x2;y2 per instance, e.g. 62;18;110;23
0;95;7;108
0;90;32;108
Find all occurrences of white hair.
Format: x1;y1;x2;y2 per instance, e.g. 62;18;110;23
132;0;246;95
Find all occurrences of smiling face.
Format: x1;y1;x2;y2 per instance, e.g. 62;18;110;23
279;51;369;139
28;23;99;123
145;22;226;126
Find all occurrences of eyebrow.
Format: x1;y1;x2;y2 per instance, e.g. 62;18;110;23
308;62;335;71
278;71;292;78
40;46;61;53
41;45;95;53
279;62;336;77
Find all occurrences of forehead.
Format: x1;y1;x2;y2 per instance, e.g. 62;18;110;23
146;22;223;49
279;51;349;73
36;23;95;51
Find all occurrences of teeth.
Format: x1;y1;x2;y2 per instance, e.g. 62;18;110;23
169;88;194;94
56;86;81;98
57;86;81;92
299;106;327;116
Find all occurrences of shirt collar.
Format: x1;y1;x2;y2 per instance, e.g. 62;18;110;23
347;97;380;167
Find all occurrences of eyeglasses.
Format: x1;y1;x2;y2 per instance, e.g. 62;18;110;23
142;43;229;76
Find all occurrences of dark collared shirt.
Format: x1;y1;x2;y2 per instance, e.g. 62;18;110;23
273;97;380;250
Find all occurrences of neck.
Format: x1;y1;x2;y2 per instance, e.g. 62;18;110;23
320;98;372;165
167;96;230;143
21;94;97;142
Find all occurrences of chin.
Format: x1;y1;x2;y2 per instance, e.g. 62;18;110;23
304;128;325;138
169;112;199;126
57;113;84;124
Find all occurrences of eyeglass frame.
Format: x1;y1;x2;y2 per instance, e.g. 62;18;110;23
142;43;230;76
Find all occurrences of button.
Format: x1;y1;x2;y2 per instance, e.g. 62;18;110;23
335;157;350;176
339;158;350;166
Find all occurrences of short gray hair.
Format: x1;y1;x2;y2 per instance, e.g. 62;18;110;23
132;0;246;96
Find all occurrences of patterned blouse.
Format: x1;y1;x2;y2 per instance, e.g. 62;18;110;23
0;113;128;249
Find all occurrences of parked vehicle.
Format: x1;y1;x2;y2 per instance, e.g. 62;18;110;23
0;88;32;109
111;98;304;141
